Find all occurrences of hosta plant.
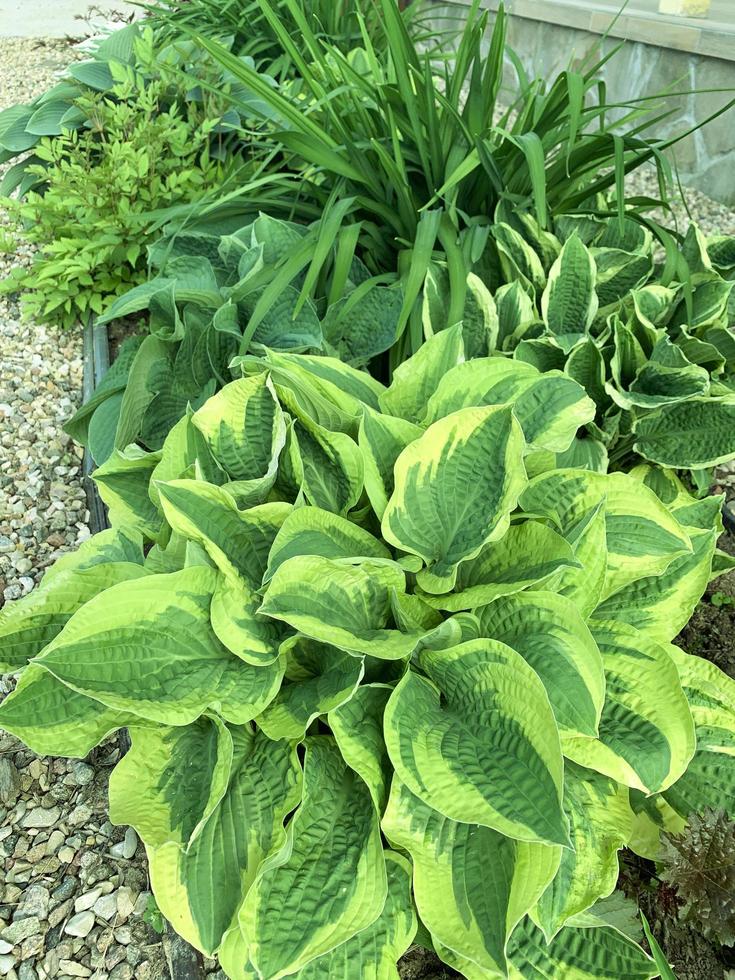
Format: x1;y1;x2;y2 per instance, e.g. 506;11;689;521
1;331;733;978
64;213;403;464
480;213;735;476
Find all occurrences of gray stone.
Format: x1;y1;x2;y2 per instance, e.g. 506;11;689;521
20;806;59;829
63;911;95;939
74;890;101;914
18;961;37;980
0;954;16;977
92;892;117;921
14;885;49;921
1;916;41;945
0;760;20;807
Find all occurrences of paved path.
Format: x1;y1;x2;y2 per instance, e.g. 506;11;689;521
0;0;140;38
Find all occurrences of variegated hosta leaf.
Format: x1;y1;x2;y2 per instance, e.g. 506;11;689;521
260;556;421;660
379;324;465;421
292;852;416;979
0;665;148;758
93;446;162;537
592;527;717;643
264;506;390;585
42;526;145;580
383;778;560;975
210;574;283;666
294;413;364;515
358;409;423;520
627;790;686;861
384;640;570;845
237;737;387;979
35;568;284;726
150;728;301;956
663;645;735;820
563;621;695;794
328;683;393;814
191;374;286;488
158;481;291;588
0;562;148;671
633;395;735;469
419;521;579;612
256;635;364;740
423;359;595;454
521;469;692;600
109;716;232;850
504;915;655;980
534;762;633;939
475;591;605;738
382;405;526;592
541;234;598;350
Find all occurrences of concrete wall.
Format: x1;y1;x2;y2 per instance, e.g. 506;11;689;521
432;1;735;204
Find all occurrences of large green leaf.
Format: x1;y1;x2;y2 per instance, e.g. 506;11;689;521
150;728;301;956
419;522;578;612
632;396;735;468
358;409;423;520
562;621;695;794
328;683;393;814
109;716;233;850
210;573;284;666
382;405;526;592
541;234;598;350
260;556;421;660
93;446;162;537
379;324;465;421
292;414;364;515
384;640;570;845
0;562;148;671
475;591;605;738
383;779;560;975
237;737;387;979
36;568;284;726
423;359;595;454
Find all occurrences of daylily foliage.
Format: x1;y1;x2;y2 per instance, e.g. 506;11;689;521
1;334;733;978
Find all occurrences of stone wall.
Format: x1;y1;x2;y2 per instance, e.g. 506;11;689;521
431;2;735;204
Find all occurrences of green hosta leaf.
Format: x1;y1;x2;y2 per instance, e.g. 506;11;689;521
382;405;526;592
151;728;301;956
503;916;655;979
42;527;144;581
191;374;286;489
593;248;652;308
264;506;390;585
158;481;290;588
534;763;634;939
249;284;323;351
0;562;148;671
36;568;284;726
257;635;364;740
292;851;416;979
328;683;393;814
521;470;691;601
0;665;145;759
358;409;423;520
260;556;420;660
109;716;232;850
325;283;403;364
632;284;678;331
383;779;560;975
664;646;735;820
237;737;386;979
384;639;569;846
563;621;695;794
419;522;579;612
633;396;735;468
293;414;364;515
210;573;283;666
424;358;595;454
114;335;175;451
476;591;605;738
541;234;598;350
379;324;464;421
461;272;500;358
493;223;546;297
593;527;717;643
93;447;162;538
496;280;536;348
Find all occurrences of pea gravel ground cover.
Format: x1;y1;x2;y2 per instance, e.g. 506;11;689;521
1;35;735;980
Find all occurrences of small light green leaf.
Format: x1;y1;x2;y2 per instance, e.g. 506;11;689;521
358;409;423;520
295;414;364;515
329;683;393;814
382;406;526;592
384;639;569;846
542;234;598;350
383;778;560;975
379;324;465;421
238;737;387;979
210;573;283;666
94;446;162;538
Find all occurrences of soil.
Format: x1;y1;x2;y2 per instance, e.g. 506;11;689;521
677;530;735;680
399;946;457;979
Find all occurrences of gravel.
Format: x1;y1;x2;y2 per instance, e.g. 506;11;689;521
0;34;734;980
